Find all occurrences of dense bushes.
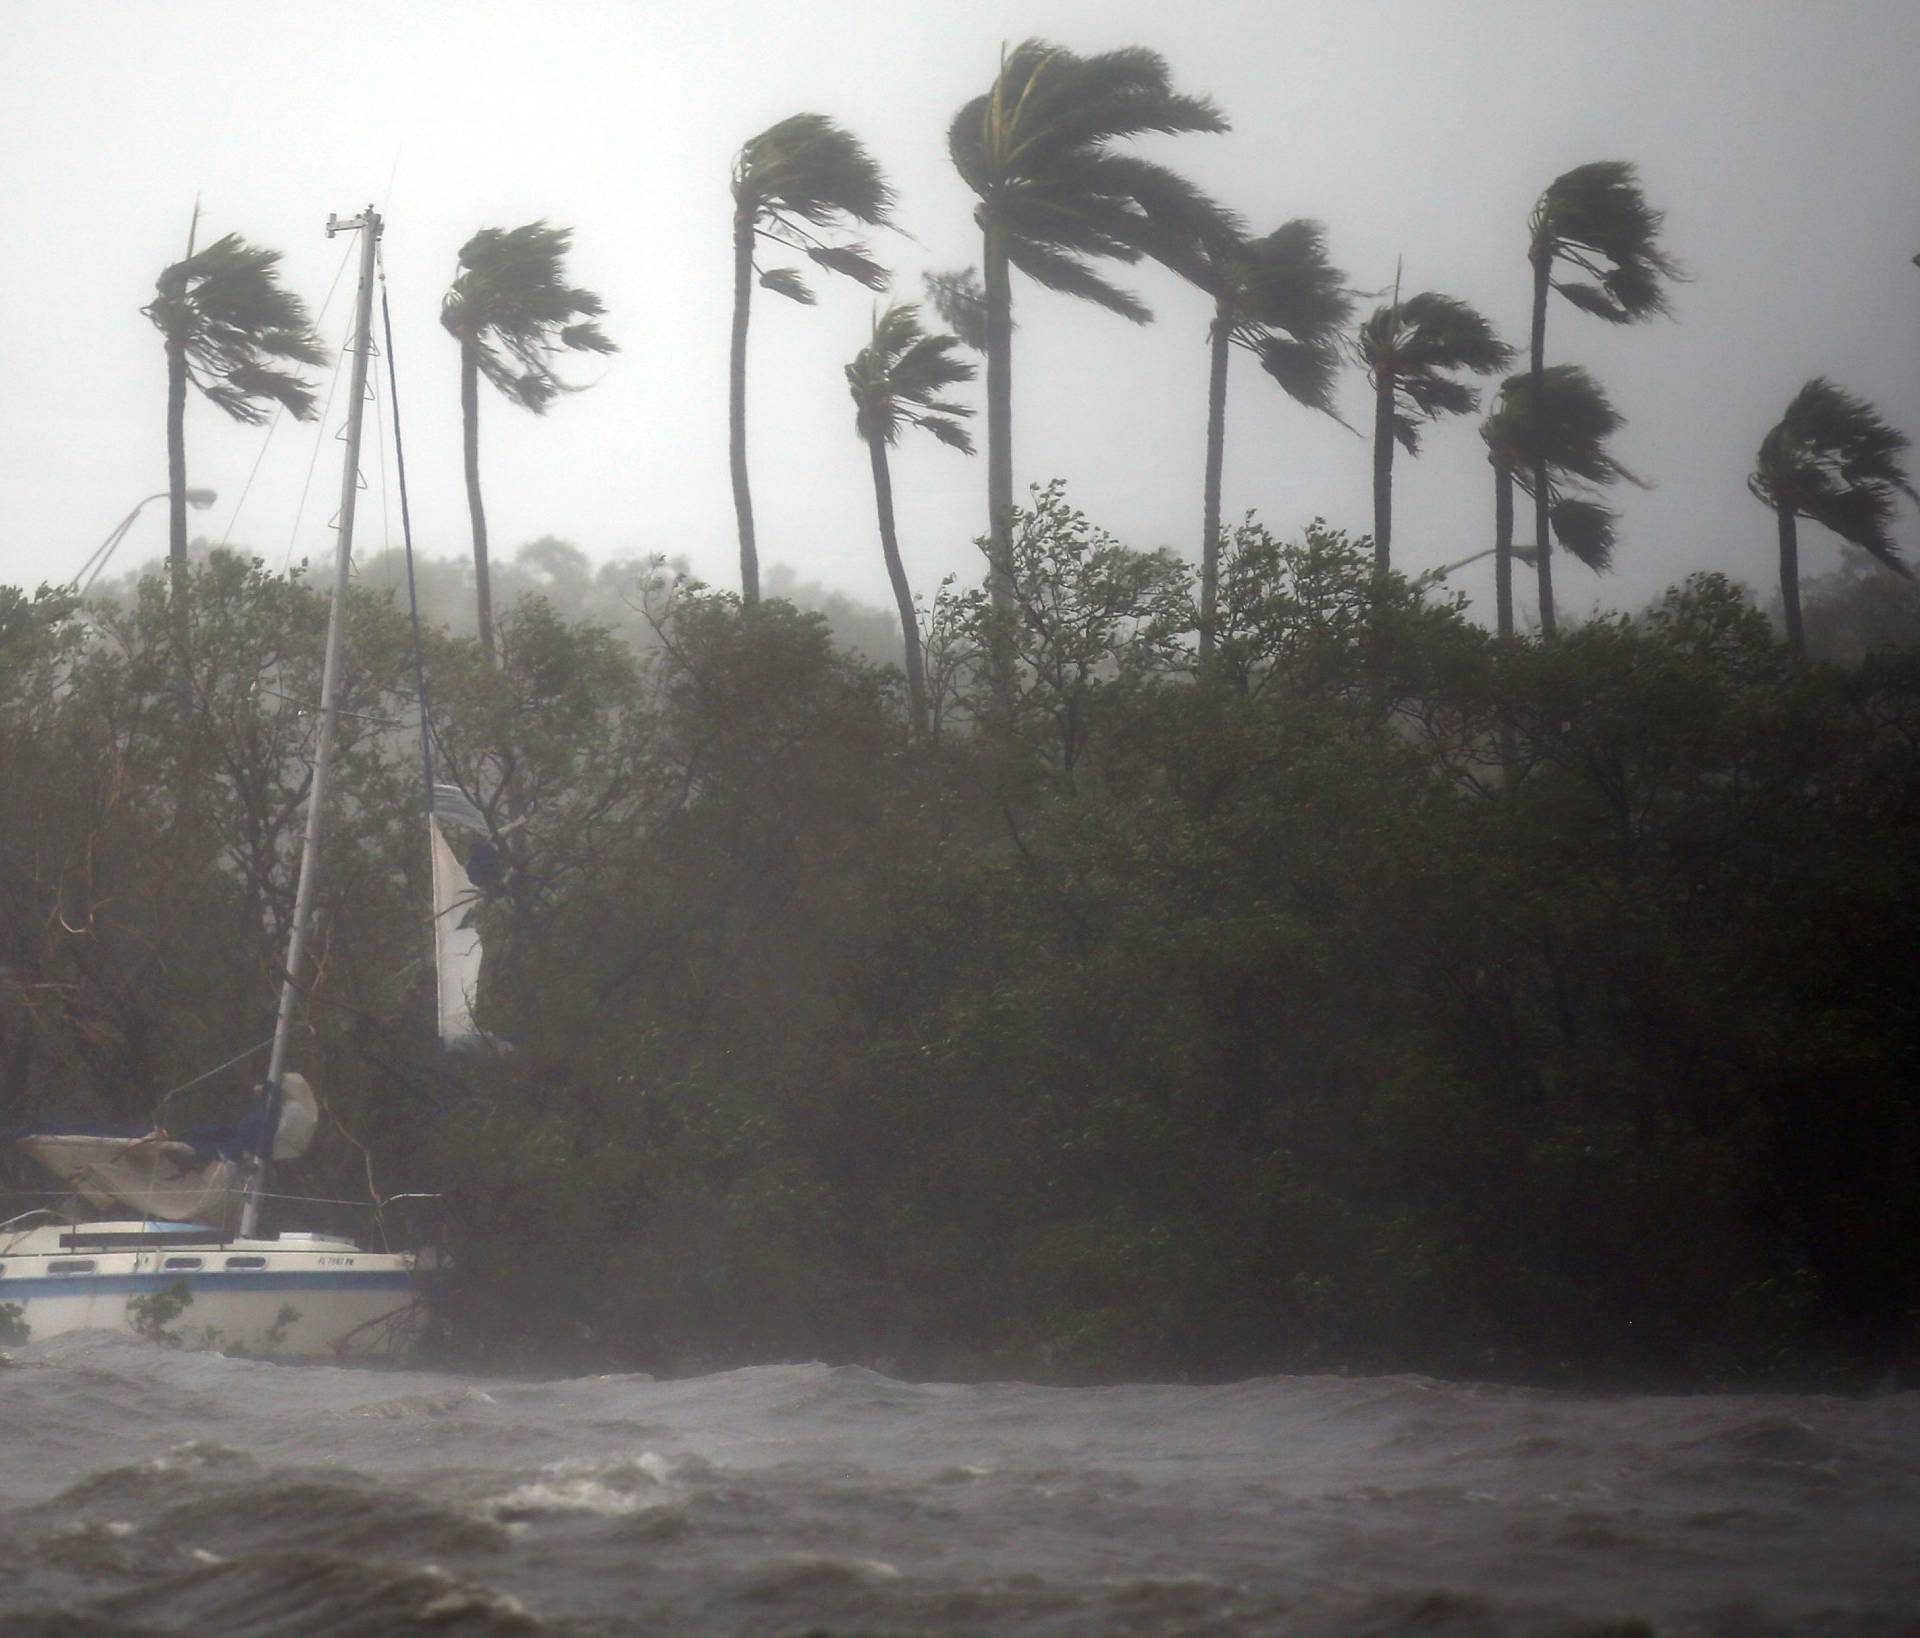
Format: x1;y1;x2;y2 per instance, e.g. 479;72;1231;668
3;503;1916;1387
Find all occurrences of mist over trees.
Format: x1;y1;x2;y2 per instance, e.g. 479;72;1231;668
7;31;1919;1388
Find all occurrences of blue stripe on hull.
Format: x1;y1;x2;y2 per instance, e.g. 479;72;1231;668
0;1270;414;1301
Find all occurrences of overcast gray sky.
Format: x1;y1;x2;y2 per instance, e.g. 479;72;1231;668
4;0;1917;627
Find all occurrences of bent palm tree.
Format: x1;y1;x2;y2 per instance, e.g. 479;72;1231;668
1527;161;1680;634
441;221;616;661
144;233;326;595
950;40;1232;624
846;303;976;736
1353;284;1511;578
1750;378;1914;658
732;114;893;606
1482;365;1643;638
1179;221;1352;660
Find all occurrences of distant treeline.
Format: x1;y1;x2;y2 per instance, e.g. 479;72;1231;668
4;493;1917;1387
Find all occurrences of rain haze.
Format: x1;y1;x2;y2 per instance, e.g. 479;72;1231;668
4;0;1918;618
7;8;1920;1635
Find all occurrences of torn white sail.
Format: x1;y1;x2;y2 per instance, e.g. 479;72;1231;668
428;815;487;1050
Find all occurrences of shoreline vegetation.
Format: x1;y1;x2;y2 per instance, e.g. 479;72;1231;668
8;35;1916;1391
4;496;1916;1393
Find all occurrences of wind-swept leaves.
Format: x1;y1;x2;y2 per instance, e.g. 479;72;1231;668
442;221;618;414
731;113;895;604
1483;365;1645;573
1531;161;1683;324
1751;378;1914;572
923;268;994;352
442;220;616;660
950;39;1231;625
146;230;326;576
1183;219;1354;650
846;303;977;735
759;267;816;305
1751;378;1914;656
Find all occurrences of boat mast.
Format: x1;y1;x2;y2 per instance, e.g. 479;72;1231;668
240;207;382;1238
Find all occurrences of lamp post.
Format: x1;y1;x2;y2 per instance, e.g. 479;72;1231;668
72;488;216;593
1414;542;1538;590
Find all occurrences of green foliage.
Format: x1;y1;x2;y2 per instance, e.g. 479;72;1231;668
1530;160;1683;324
1195;221;1356;417
734;113;893;305
1751;378;1915;574
1356;290;1513;454
7;519;1917;1391
950;40;1233;321
1484;366;1645;571
0;1303;27;1347
441;221;617;412
145;233;326;424
845;303;976;451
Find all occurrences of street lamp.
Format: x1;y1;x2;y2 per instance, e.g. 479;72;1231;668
1414;543;1538;590
71;488;217;593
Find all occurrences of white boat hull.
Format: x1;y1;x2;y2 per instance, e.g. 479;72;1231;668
0;1222;426;1360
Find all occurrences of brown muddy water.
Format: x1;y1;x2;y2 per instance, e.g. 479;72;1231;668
1;1332;1915;1635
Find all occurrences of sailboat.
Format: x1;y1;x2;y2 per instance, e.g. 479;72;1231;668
0;208;462;1361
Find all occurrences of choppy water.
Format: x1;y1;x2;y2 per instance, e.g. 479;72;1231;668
1;1334;1916;1636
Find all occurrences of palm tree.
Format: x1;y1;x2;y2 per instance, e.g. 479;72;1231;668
846;303;977;736
1750;378;1914;658
1176;221;1353;660
1527;161;1680;634
1353;282;1511;578
949;40;1232;624
143;233;325;595
441;221;616;662
1481;365;1642;638
732;114;893;607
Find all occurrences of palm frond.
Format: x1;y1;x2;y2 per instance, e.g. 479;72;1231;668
1533;159;1682;323
923;268;994;351
950;38;1228;323
146;230;325;423
442;220;618;413
1255;334;1342;415
737;113;895;228
806;243;890;290
1549;496;1618;572
758;267;816;305
917;415;976;454
846;302;977;452
1754;377;1914;571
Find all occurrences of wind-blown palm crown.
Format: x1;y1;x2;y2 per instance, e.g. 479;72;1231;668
1529;161;1682;324
729;114;893;607
951;40;1231;643
146;231;326;583
734;113;894;302
1357;292;1512;453
146;233;327;425
1483;364;1644;578
442;220;615;662
1525;160;1678;637
847;304;976;738
440;222;617;411
846;303;977;451
1355;287;1510;576
1187;220;1351;656
1750;379;1913;571
1751;378;1914;657
950;40;1234;321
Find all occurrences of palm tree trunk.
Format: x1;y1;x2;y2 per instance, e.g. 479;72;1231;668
868;433;929;737
1777;502;1805;659
730;210;759;607
1372;373;1395;580
166;336;189;601
1494;461;1515;640
982;216;1016;700
1529;253;1555;638
461;342;496;664
1199;305;1230;663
